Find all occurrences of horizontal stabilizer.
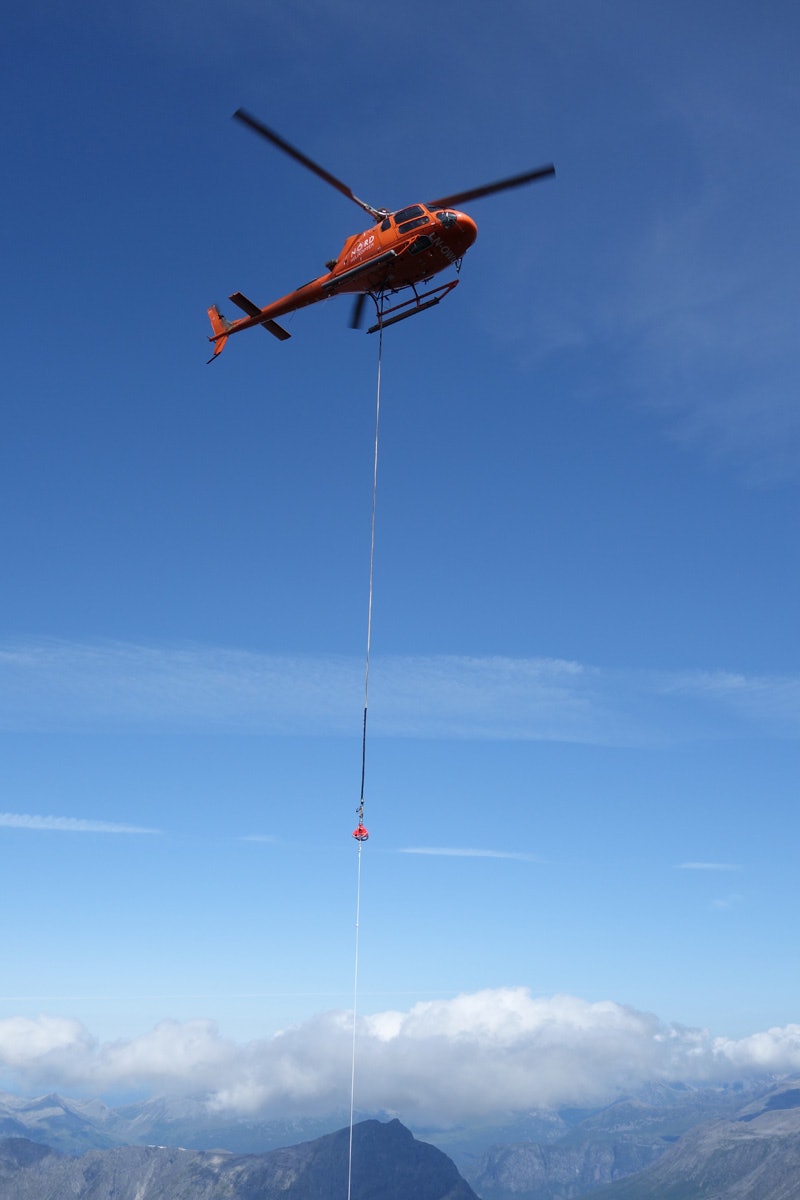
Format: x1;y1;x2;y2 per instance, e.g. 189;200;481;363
263;319;291;341
230;292;291;340
229;291;263;318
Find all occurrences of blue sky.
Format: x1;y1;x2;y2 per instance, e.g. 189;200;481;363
1;0;799;1115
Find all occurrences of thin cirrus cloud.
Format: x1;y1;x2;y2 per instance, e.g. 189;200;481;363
0;638;798;744
676;861;741;872
0;813;159;835
399;847;540;862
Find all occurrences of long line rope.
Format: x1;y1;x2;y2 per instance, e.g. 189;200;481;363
347;834;364;1200
347;322;383;1200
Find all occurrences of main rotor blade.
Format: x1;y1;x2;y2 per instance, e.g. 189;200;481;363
350;293;368;330
426;163;556;210
233;109;384;220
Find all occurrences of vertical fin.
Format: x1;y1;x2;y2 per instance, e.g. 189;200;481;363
207;305;231;362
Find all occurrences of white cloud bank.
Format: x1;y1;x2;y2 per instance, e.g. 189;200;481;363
1;989;799;1122
0;639;798;744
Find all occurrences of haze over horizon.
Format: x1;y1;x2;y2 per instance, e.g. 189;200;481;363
3;0;798;1118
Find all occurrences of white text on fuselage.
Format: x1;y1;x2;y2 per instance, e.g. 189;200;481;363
347;234;376;263
429;232;458;264
346;228;458;267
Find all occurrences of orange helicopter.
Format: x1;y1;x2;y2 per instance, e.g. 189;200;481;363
207;109;555;359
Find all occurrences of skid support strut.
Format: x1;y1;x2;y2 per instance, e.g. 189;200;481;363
367;279;459;334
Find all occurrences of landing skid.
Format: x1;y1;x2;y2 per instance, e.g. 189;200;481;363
366;279;459;334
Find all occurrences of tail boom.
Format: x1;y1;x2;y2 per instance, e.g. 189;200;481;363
206;294;293;360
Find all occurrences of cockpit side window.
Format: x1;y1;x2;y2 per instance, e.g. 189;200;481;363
394;205;425;224
398;217;428;234
393;205;430;235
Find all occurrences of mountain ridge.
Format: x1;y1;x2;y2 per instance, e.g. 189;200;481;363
1;1076;800;1198
0;1118;479;1200
584;1081;800;1199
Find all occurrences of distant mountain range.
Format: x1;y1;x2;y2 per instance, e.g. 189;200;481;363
1;1076;800;1198
587;1083;800;1199
0;1089;347;1156
0;1118;477;1200
466;1079;800;1200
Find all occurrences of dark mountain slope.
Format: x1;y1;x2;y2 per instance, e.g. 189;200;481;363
587;1082;800;1200
0;1117;479;1200
465;1080;774;1200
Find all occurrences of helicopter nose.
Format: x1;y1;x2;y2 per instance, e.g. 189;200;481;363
455;211;478;247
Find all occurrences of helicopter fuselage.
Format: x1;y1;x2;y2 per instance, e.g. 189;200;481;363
207;203;477;355
335;203;477;289
207;107;553;357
